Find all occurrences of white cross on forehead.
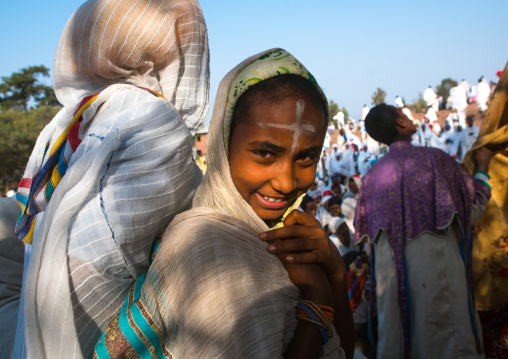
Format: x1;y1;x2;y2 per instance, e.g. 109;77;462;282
258;100;316;153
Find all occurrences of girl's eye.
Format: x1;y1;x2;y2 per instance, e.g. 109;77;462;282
253;150;275;160
297;155;318;166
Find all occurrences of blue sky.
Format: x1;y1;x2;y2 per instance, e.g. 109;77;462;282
1;0;506;120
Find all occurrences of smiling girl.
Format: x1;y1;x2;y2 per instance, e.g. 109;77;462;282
92;49;354;359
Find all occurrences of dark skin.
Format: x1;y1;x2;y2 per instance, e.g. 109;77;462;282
348;179;358;195
328;203;341;217
314;196;322;206
260;211;355;359
230;91;355;359
302;201;317;217
335;222;351;247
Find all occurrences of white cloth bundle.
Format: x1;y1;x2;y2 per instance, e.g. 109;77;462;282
17;0;209;357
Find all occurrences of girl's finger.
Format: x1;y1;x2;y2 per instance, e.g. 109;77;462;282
283;209;321;227
259;210;322;242
266;237;330;254
284;250;326;265
259;225;319;242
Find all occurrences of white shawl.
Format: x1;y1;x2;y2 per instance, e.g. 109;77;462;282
135;48;344;358
18;1;209;357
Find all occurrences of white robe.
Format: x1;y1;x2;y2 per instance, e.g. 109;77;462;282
425;107;438;124
431;122;441;136
374;192;488;359
341;198;357;235
401;107;414;121
317;152;329;180
18;86;203;357
417;124;437;147
341;149;356;177
449;130;465;160
477;79;491;112
423;87;438;112
461;125;480;156
361;106;370;121
334;111;345;127
460;80;471;94
447;112;460;128
357;150;374;176
349;133;362;151
14;1;210;357
449;86;468;127
439;129;455;154
330;152;342;176
469;85;477;102
330;234;359;257
366;135;381;157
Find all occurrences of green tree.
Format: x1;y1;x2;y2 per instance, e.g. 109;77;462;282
0;106;58;189
341;106;349;125
328;100;339;122
408;92;427;112
38;86;60;107
328;100;339;128
0;65;58;111
436;78;456;104
328;100;349;129
371;87;386;106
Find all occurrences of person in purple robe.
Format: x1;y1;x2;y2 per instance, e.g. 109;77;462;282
354;103;493;359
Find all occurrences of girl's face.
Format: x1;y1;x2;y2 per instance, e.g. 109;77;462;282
228;95;326;220
349;179;359;195
336;222;350;244
328;203;341;217
303;201;317;217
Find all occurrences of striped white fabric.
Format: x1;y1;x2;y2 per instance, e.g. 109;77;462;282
53;0;209;136
17;0;209;358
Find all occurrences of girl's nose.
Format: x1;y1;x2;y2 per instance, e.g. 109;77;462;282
271;162;296;195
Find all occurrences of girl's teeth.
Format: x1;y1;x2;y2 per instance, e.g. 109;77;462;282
263;196;283;203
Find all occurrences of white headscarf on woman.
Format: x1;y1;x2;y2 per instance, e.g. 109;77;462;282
342;175;362;201
15;1;209;358
89;49;344;358
193;48;327;230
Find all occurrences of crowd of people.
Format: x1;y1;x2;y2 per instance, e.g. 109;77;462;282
295;70;506;358
0;1;506;359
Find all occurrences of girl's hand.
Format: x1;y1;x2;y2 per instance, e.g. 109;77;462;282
259;210;347;282
262;210;356;359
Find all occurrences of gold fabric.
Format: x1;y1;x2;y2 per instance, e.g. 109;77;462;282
464;62;508;310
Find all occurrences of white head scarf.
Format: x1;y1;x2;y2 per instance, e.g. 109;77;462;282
308;189;322;200
193;48;327;231
341;197;357;235
347;175;362;192
19;1;209;358
328;216;346;234
53;0;209;135
125;49;344;358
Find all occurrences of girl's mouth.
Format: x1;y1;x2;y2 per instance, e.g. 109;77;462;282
256;193;289;210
